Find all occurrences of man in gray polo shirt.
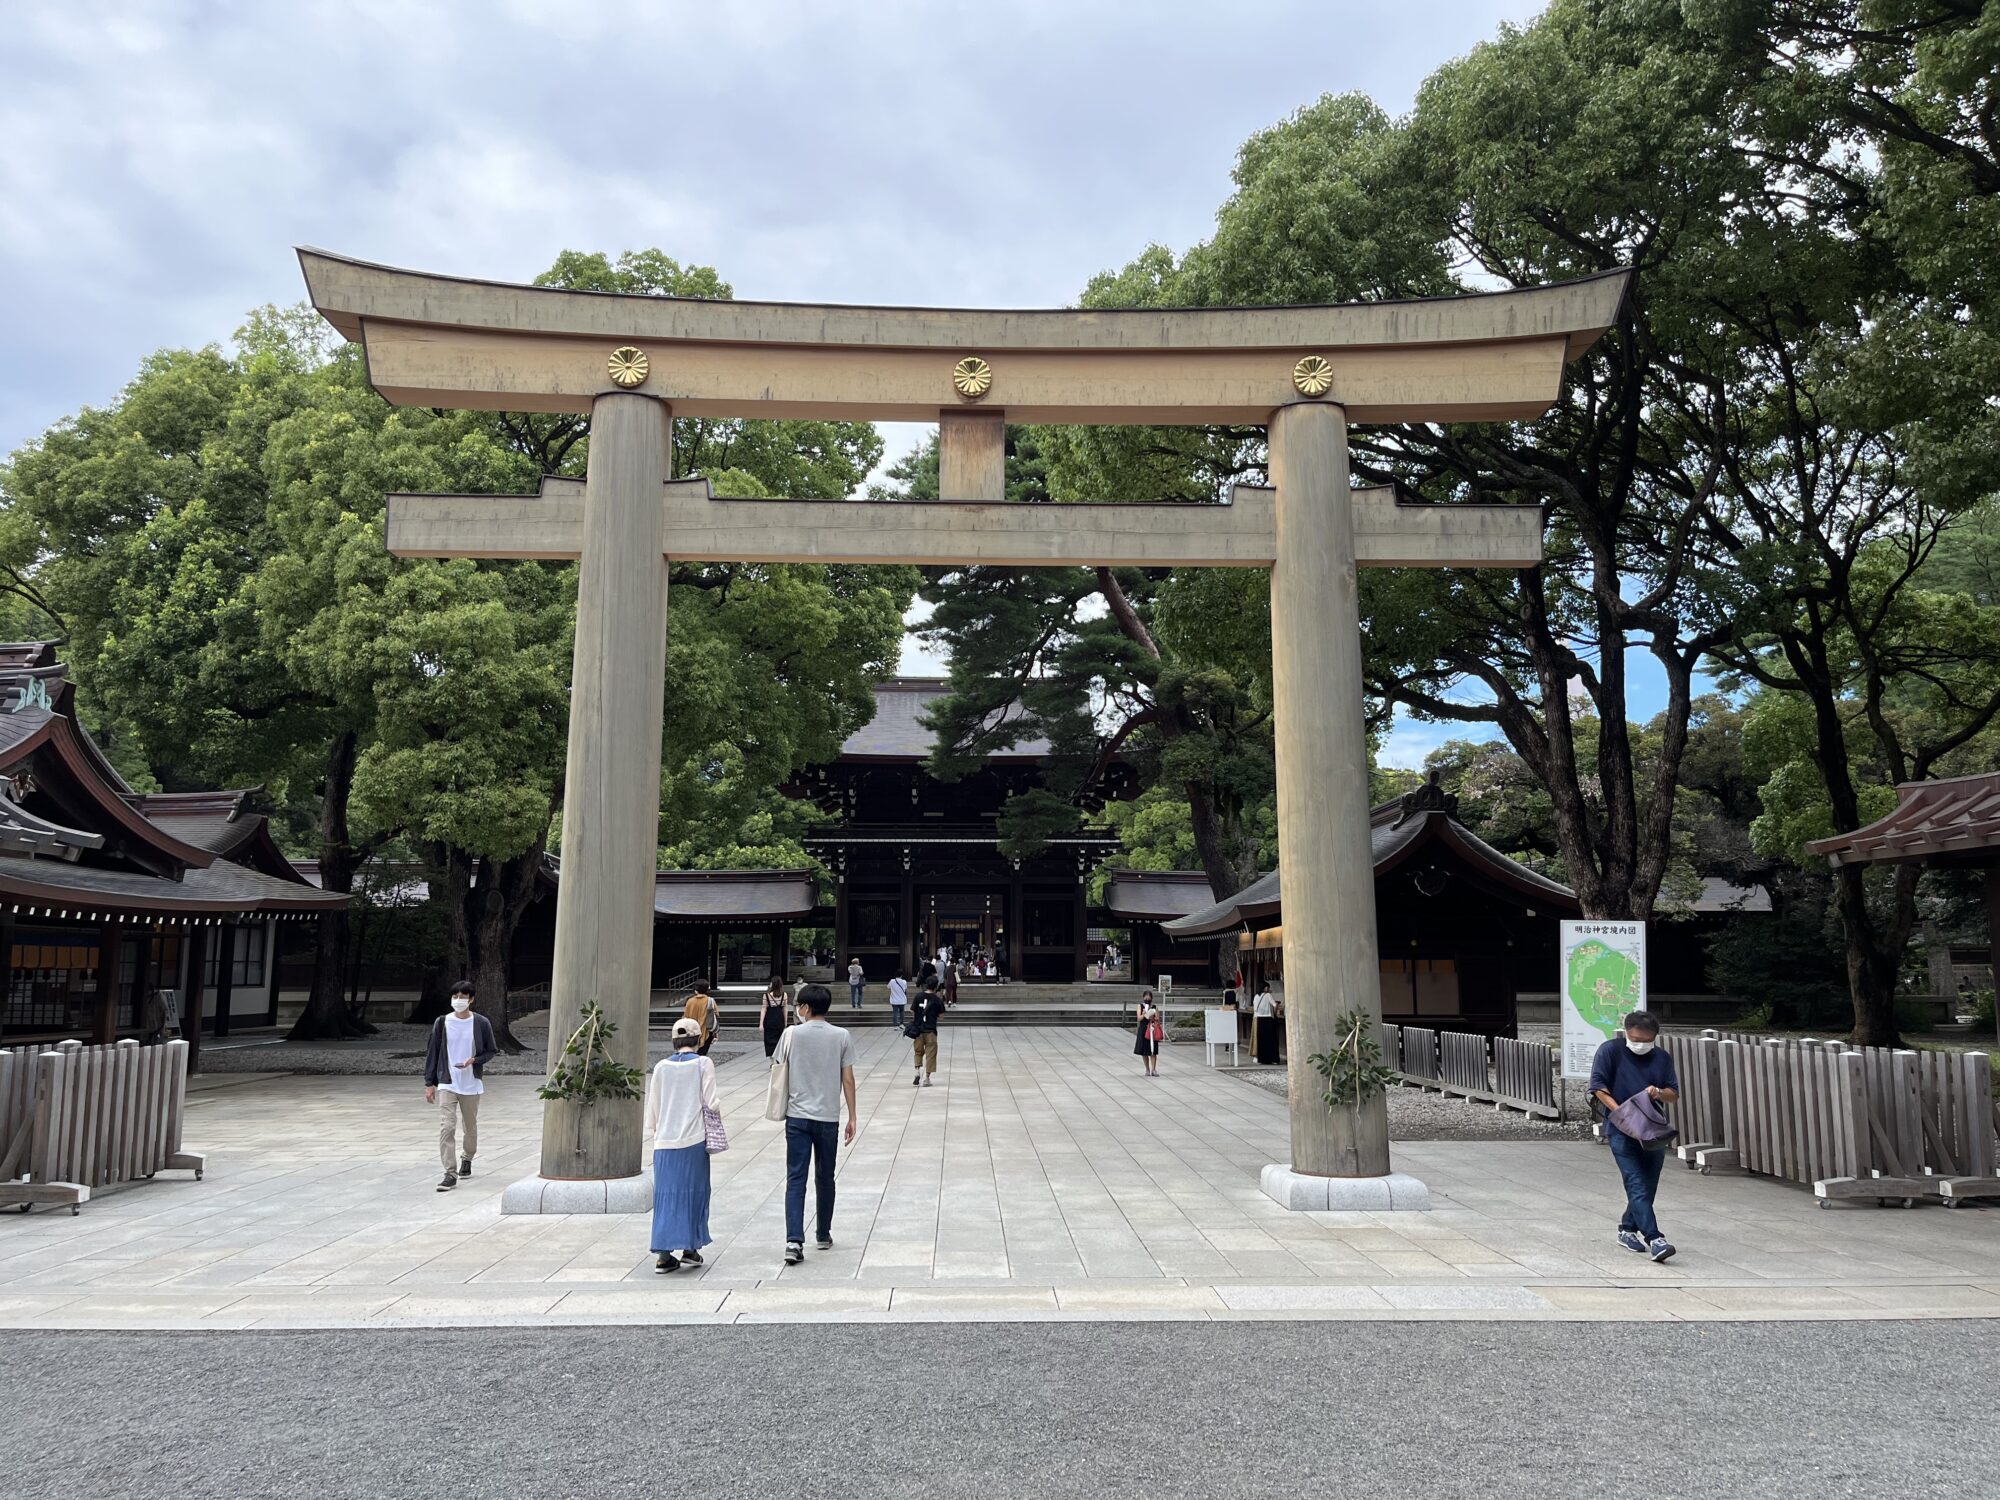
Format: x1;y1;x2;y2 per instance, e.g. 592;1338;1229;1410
778;983;858;1265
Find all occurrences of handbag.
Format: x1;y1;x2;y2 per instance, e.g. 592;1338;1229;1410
763;1033;792;1122
1607;1091;1677;1148
703;1104;730;1154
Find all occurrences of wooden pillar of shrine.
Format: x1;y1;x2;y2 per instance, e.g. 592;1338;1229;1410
93;918;120;1045
213;921;234;1039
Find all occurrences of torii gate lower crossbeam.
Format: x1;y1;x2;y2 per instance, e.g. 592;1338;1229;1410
396;392;1538;1195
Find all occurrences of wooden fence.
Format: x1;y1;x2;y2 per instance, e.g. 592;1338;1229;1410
0;1038;204;1215
1660;1029;2000;1207
1382;1024;1559;1119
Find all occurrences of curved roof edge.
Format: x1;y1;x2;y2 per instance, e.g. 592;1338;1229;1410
1806;771;2000;867
1161;809;1579;938
298;247;1629;358
0;712;220;871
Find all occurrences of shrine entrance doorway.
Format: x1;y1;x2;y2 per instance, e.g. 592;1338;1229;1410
921;891;1004;977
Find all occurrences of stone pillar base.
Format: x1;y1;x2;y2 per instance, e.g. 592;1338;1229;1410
1260;1163;1431;1212
500;1170;653;1216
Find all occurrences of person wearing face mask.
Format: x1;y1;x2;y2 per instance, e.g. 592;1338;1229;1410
1589;1010;1681;1262
423;980;499;1192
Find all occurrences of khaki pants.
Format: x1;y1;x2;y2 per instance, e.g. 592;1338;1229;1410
438;1088;480;1171
911;1032;938;1076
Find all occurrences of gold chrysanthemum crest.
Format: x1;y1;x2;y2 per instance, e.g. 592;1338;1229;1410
1292;354;1335;398
607;346;650;388
951;356;993;400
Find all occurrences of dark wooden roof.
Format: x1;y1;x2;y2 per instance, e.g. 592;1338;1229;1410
133;790;254;849
0;855;349;918
838;680;1052;762
1105;870;1217;921
0;709;224;871
135;790;314;884
1161;803;1580;939
0;786;104;857
1806;772;2000;868
653;870;819;923
0;642;345;920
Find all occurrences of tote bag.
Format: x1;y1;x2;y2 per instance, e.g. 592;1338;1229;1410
764;1032;792;1122
703;1104;730;1154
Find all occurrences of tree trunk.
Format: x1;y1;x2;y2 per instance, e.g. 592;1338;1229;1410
445;851;473;985
406;846;472;1025
462;842;549;1055
1922;917;1956;1002
472;919;517;1054
1834;861;1919;1048
1093;566;1257;902
287;730;377;1040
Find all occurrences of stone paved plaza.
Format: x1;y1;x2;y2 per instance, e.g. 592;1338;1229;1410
2;1026;1997;1329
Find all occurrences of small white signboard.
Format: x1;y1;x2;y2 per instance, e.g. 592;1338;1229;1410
1559;920;1647;1079
1203;1008;1239;1068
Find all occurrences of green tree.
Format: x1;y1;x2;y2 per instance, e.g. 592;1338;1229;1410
1017;27;1752;921
889;426;1276;899
0;329;538;1040
1;253;916;1045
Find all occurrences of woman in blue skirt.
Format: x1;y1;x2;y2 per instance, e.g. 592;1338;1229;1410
643;1017;723;1273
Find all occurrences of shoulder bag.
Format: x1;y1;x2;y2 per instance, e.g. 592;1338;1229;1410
764;1030;792;1122
1606;1091;1677;1148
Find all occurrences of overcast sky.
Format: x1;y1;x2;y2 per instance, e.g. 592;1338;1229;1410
1;0;1557;765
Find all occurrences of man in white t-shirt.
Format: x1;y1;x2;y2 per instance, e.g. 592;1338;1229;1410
423;980;498;1192
776;985;858;1264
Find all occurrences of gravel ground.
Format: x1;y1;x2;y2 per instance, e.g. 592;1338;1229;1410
1215;1060;1593;1141
1;1322;1988;1499
201;1022;754;1076
1168;1027;1592;1141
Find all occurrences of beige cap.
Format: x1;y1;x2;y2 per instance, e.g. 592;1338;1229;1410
670;1017;702;1041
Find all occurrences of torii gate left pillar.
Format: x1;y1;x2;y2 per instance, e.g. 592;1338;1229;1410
298;248;1627;1213
538;392;670;1184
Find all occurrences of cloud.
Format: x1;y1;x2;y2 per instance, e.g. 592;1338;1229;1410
1;0;1542;450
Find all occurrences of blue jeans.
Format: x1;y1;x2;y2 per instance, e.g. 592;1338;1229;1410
785;1116;839;1243
849;983;864;1008
1608;1129;1667;1240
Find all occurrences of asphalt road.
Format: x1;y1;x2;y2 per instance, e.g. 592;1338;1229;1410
3;1321;1989;1499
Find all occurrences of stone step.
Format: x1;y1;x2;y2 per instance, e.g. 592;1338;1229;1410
652;998;1223;1029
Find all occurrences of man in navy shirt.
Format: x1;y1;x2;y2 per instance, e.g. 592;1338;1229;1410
1589;1010;1680;1263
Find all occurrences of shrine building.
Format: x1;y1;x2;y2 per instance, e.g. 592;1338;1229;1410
643;679;1134;987
0;644;349;1050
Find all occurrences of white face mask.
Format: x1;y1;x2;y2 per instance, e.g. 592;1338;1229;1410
451;997;471;1014
1626;1038;1655;1055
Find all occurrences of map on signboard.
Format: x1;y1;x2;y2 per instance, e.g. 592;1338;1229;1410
1565;936;1645;1033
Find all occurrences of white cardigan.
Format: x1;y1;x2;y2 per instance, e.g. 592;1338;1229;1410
643;1052;721;1150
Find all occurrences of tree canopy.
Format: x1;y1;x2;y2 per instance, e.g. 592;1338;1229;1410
0;251;915;1041
899;0;1999;1041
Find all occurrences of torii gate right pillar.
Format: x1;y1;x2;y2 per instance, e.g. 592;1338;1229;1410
1266;401;1402;1201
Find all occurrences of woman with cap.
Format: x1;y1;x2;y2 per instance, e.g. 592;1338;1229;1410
643;1017;723;1273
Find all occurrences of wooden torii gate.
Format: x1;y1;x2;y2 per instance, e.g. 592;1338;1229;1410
300;250;1627;1211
